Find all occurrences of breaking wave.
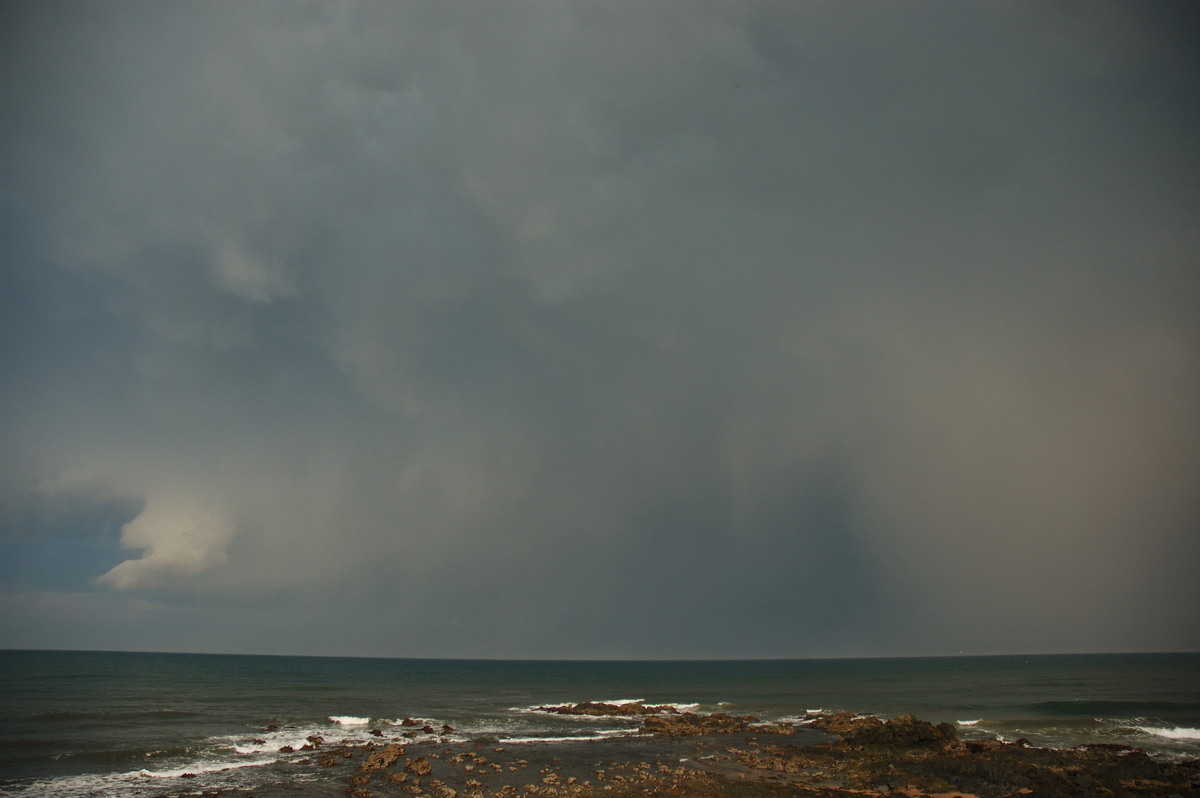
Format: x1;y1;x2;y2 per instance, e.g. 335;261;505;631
1136;726;1200;741
329;715;371;726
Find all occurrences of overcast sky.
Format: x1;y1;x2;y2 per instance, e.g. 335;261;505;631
2;1;1198;659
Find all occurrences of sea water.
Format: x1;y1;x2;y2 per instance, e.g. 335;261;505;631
1;650;1197;796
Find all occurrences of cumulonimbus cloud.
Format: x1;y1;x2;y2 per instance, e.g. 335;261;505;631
2;0;1197;657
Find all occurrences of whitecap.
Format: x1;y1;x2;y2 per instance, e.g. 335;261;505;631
232;734;314;754
777;715;815;725
524;698;646;709
1136;726;1200;741
137;758;277;779
596;698;647;706
956;719;982;726
500;729;634;744
330;715;371;726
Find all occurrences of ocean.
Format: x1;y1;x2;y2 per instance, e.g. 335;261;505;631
1;650;1197;796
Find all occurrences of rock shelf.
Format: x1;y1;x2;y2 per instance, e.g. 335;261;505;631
325;708;1198;798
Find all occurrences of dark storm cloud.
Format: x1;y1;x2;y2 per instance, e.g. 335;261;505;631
2;1;1197;657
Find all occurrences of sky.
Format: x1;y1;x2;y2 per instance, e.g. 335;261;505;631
1;1;1198;660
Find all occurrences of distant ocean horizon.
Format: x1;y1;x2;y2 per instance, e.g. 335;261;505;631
2;649;1198;796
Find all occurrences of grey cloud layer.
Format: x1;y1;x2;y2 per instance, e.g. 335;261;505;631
2;1;1197;657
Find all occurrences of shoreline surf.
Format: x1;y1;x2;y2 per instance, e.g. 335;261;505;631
2;651;1197;796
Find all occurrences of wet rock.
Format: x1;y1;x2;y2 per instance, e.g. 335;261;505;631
752;722;797;735
841;714;958;749
427;778;457;798
808;711;883;737
332;711;1200;798
640;711;760;736
724;719;1200;798
359;742;406;774
535;701;679;716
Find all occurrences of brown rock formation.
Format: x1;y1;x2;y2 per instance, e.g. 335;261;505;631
640;711;760;736
807;711;883;737
535;701;679;716
840;713;959;749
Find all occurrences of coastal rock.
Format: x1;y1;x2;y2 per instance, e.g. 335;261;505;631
640;711;759;736
807;711;883;737
750;722;796;735
427;778;457;798
360;743;406;774
840;713;959;749
535;701;679;716
331;709;1200;797
717;716;1200;797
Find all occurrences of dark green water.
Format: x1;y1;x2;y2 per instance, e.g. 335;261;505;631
1;650;1196;796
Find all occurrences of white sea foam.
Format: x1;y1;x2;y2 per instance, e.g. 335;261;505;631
137;757;278;779
330;715;371;726
6;752;297;798
777;715;818;725
501;728;634;744
597;698;647;706
224;715;423;757
1136;726;1200;741
519;698;698;714
384;716;440;728
232;733;316;755
956;719;982;726
500;735;610;744
521;698;646;708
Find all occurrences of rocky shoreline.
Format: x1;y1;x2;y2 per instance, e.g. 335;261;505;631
304;704;1199;797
